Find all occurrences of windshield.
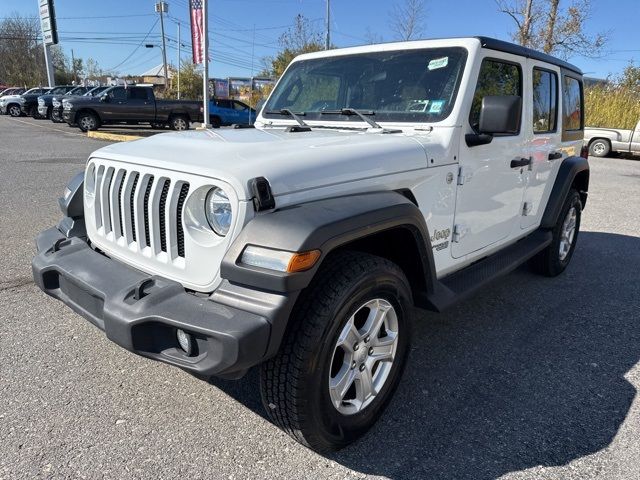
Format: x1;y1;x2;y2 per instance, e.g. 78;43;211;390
85;86;107;96
50;87;68;94
24;88;42;95
263;47;467;124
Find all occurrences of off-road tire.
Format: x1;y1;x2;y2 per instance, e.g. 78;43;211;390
530;189;582;276
589;139;611;157
260;251;413;453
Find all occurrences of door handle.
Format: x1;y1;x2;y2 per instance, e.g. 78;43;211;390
510;157;531;168
548;151;563;160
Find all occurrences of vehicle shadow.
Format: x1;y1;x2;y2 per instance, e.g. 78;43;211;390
210;231;640;479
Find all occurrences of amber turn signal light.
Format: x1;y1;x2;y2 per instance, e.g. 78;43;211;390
287;250;321;273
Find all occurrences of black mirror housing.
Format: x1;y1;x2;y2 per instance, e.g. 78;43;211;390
478;95;522;135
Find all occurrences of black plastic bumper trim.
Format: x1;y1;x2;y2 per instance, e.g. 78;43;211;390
32;227;280;377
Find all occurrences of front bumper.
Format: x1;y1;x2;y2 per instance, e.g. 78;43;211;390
0;104;7;114
32;227;283;377
38;105;49;116
62;110;74;124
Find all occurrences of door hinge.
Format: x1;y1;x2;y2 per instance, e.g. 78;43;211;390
457;166;472;185
452;224;468;243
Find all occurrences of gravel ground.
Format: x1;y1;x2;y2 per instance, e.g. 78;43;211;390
1;114;639;480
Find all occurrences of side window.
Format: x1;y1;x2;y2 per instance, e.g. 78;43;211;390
470;58;522;133
129;88;149;100
532;68;558;133
218;100;231;109
109;88;126;101
562;76;583;131
233;101;248;111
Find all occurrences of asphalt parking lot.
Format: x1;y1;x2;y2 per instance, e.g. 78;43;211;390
1;114;639;480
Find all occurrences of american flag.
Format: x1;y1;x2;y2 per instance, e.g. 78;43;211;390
190;0;204;64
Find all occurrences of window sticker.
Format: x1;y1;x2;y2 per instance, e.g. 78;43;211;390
429;100;445;113
428;57;449;70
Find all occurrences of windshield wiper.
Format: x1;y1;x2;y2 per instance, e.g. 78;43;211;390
265;108;308;127
320;108;381;129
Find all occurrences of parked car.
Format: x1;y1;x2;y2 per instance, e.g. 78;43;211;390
38;86;88;120
584;120;640;157
22;87;70;118
51;86;108;123
62;85;203;131
33;37;589;453
0;87;26;99
0;87;50;117
209;98;256;127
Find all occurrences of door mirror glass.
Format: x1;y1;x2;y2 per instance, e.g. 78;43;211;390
478;95;522;135
100;94;108;103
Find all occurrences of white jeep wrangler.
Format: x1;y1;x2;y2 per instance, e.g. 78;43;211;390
33;37;589;452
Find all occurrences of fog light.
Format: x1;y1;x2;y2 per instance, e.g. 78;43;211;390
176;329;193;355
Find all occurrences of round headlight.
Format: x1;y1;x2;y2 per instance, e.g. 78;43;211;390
205;187;232;236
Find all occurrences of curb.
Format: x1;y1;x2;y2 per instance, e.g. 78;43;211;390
87;131;143;142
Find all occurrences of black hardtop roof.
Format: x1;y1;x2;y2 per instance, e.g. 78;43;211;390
475;36;583;75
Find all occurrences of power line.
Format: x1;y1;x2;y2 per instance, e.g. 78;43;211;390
107;18;159;72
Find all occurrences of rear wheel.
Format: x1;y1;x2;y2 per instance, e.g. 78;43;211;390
77;112;99;132
210;116;221;128
530;189;582;276
260;251;412;452
8;104;21;117
589;139;611;157
169;115;189;131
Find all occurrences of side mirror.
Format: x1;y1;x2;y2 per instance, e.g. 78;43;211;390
478;95;522;135
100;95;108;103
466;95;522;147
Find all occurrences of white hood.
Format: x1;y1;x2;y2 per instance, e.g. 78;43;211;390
91;128;431;200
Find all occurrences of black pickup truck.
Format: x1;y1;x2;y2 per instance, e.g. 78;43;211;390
62;85;203;131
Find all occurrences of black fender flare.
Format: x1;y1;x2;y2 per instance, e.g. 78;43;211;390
221;191;437;295
540;156;589;229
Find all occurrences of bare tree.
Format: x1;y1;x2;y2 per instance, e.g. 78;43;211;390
0;15;46;86
364;27;385;45
496;0;540;47
497;0;607;59
389;0;427;41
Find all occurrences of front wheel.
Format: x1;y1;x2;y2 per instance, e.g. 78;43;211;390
8;104;21;117
260;251;412;452
51;110;63;123
530;189;582;276
77;112;99;132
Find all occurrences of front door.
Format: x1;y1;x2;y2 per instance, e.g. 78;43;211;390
452;54;527;258
126;87;156;123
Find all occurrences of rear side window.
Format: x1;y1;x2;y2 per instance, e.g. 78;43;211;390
562;76;583;131
129;88;150;100
470;58;522;133
532;68;558;133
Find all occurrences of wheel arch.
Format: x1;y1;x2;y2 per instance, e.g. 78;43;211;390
541;155;589;229
75;108;102;124
221;191;437;304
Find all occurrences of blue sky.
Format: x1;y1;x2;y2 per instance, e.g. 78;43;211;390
1;0;638;79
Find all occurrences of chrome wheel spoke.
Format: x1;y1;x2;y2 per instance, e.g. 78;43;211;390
355;366;375;404
329;365;356;408
336;318;360;353
362;300;388;339
369;333;397;362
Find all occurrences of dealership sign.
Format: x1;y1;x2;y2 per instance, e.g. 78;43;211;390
39;0;58;45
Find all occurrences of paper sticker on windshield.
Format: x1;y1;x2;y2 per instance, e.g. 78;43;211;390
429;100;445;113
428;57;449;70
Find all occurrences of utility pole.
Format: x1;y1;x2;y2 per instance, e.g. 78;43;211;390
202;0;211;127
177;21;181;99
71;48;76;84
325;0;330;50
155;1;169;91
249;23;255;124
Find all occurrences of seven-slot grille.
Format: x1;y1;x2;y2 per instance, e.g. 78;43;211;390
92;164;190;261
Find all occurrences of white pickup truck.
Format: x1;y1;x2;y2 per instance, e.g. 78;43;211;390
33;37;589;452
584;120;640;157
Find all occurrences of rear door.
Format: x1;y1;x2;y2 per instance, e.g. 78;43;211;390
452;54;527;258
126;87;156;122
521;61;562;229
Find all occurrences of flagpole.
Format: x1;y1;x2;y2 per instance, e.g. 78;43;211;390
202;0;211;128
